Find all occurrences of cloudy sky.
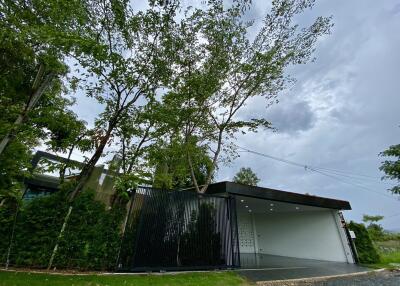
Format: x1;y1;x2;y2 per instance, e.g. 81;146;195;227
217;0;400;230
70;0;400;229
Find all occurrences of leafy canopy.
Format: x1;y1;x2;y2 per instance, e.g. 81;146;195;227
233;167;260;186
379;142;400;195
159;0;332;192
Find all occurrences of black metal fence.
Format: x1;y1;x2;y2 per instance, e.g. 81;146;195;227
117;187;240;272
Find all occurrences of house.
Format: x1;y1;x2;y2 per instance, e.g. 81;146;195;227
118;182;358;272
23;151;358;272
202;181;357;268
23;151;119;206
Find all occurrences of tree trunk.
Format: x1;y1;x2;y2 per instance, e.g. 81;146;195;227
59;139;79;184
47;205;73;270
0;66;54;156
187;153;200;193
69;123;115;201
5;202;19;270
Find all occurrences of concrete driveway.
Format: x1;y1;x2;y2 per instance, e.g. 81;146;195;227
237;254;368;282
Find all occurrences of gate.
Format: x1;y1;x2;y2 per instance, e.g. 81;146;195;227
117;187;240;271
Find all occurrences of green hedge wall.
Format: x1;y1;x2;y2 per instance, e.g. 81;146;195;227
348;221;380;264
0;190;125;270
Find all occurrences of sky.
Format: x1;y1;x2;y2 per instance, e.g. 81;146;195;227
216;0;400;230
69;0;400;229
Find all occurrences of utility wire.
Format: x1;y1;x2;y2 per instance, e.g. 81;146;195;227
384;212;400;220
310;166;383;180
236;145;399;202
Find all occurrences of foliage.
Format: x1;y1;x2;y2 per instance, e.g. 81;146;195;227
0;190;125;270
45;0;181;199
367;224;385;241
362;214;385;241
233;167;260;186
0;271;249;286
348;221;380;264
0;0;86;200
160;0;332;192
380;143;400;195
149;137;213;190
362;214;384;223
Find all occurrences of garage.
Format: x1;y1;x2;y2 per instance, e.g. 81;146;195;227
204;181;358;270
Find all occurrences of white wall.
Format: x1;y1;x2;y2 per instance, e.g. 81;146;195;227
252;210;349;262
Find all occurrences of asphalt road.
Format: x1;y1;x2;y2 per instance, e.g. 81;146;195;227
256;270;400;286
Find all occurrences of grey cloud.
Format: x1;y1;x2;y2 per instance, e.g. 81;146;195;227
267;100;316;133
218;0;400;230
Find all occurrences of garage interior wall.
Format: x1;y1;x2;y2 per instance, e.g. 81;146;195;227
237;208;352;263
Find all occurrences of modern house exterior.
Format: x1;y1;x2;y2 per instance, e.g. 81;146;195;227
22;151;358;271
203;182;357;267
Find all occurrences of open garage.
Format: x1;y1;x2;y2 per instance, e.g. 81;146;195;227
204;181;359;273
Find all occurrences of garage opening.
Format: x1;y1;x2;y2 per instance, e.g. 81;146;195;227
235;195;355;269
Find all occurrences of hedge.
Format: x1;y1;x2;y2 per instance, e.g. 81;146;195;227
348;221;380;264
0;190;125;270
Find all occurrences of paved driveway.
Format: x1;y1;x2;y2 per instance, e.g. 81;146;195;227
237;254;368;282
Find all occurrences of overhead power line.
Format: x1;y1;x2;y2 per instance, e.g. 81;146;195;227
236;145;399;202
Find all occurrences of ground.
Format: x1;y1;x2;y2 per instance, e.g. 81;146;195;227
257;270;400;286
0;270;250;286
1;269;400;286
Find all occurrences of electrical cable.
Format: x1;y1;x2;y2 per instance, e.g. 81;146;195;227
235;145;399;202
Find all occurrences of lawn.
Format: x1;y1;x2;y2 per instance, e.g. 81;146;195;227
368;239;400;269
0;270;251;286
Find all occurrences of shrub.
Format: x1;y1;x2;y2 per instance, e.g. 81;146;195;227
348;221;380;264
0;190;125;270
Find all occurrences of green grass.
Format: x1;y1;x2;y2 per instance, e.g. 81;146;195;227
0;270;251;286
367;239;400;269
379;251;400;265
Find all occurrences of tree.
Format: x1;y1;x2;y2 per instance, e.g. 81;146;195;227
362;215;384;224
0;0;89;157
149;137;213;190
62;0;179;201
43;0;180;269
162;0;332;193
362;214;385;241
0;0;95;202
379;143;400;195
233;167;260;186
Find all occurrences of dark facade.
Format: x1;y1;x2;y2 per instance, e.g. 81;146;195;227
203;181;351;210
117;187;240;271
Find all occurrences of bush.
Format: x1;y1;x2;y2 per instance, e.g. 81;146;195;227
348;221;380;264
0;190;125;270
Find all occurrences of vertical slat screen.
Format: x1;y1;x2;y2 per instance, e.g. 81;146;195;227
118;187;240;271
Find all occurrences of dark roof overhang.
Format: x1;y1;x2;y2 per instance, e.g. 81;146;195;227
24;174;60;190
204;181;351;210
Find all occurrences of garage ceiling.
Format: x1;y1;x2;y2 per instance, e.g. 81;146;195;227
235;195;329;214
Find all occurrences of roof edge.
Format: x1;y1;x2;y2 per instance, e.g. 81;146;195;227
204;181;351;210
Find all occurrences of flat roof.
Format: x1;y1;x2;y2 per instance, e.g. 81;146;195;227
204;181;351;210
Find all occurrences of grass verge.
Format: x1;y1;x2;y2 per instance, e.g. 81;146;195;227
366;249;400;269
0;270;251;286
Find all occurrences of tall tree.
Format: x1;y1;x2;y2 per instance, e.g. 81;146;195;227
0;0;89;156
379;142;400;195
44;0;180;269
64;0;179;201
163;0;332;193
233;167;260;186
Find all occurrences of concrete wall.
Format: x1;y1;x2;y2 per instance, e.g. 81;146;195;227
252;210;349;262
237;209;353;263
